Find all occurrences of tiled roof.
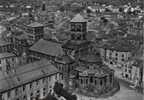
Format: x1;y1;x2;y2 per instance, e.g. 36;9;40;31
29;39;64;57
0;59;59;92
27;22;44;27
71;14;87;22
0;52;15;59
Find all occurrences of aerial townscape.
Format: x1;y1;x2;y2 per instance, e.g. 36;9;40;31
0;0;143;100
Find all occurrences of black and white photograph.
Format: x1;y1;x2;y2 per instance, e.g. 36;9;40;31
0;0;143;100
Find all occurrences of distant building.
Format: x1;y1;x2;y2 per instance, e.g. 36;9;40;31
0;52;18;71
127;17;144;36
100;39;137;68
122;34;143;46
122;58;143;88
26;22;44;44
12;31;30;56
0;40;13;53
0;59;63;100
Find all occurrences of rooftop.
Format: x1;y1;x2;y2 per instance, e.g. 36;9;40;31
55;55;74;64
27;22;44;27
62;40;90;50
0;59;59;93
75;65;113;77
29;39;64;57
101;39;137;52
0;40;11;46
14;33;29;40
0;52;15;59
79;53;102;64
71;14;87;22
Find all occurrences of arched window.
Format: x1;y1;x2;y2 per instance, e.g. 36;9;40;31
100;80;103;86
95;80;97;85
90;77;93;83
81;79;83;84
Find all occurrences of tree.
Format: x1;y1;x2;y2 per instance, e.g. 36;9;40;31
42;94;57;100
53;82;77;100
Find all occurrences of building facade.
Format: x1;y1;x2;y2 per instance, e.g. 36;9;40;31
100;40;136;68
26;22;44;44
122;59;143;87
0;52;18;71
0;40;13;53
0;59;63;100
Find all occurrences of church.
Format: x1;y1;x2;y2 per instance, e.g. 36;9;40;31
62;14;116;95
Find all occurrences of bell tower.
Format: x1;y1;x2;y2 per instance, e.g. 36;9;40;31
70;14;87;41
62;14;89;57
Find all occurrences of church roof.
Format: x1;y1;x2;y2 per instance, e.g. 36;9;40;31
29;39;64;57
71;14;87;22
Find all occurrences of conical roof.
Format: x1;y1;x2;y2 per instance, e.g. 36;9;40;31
71;14;87;22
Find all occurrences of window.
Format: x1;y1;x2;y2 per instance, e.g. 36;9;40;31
12;58;15;62
0;60;1;64
23;85;26;91
76;24;82;31
122;54;124;57
49;76;51;81
125;74;128;78
129;66;132;69
90;77;93;83
23;95;26;99
30;83;32;89
42;78;45;83
36;80;39;85
30;93;33;96
110;74;113;83
115;53;118;56
95;80;97;85
100;80;103;86
129;70;131;73
55;74;57;80
122;59;124;61
110;61;113;65
37;90;40;94
15;88;18;95
86;79;88;84
7;91;10;98
81;79;83;84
